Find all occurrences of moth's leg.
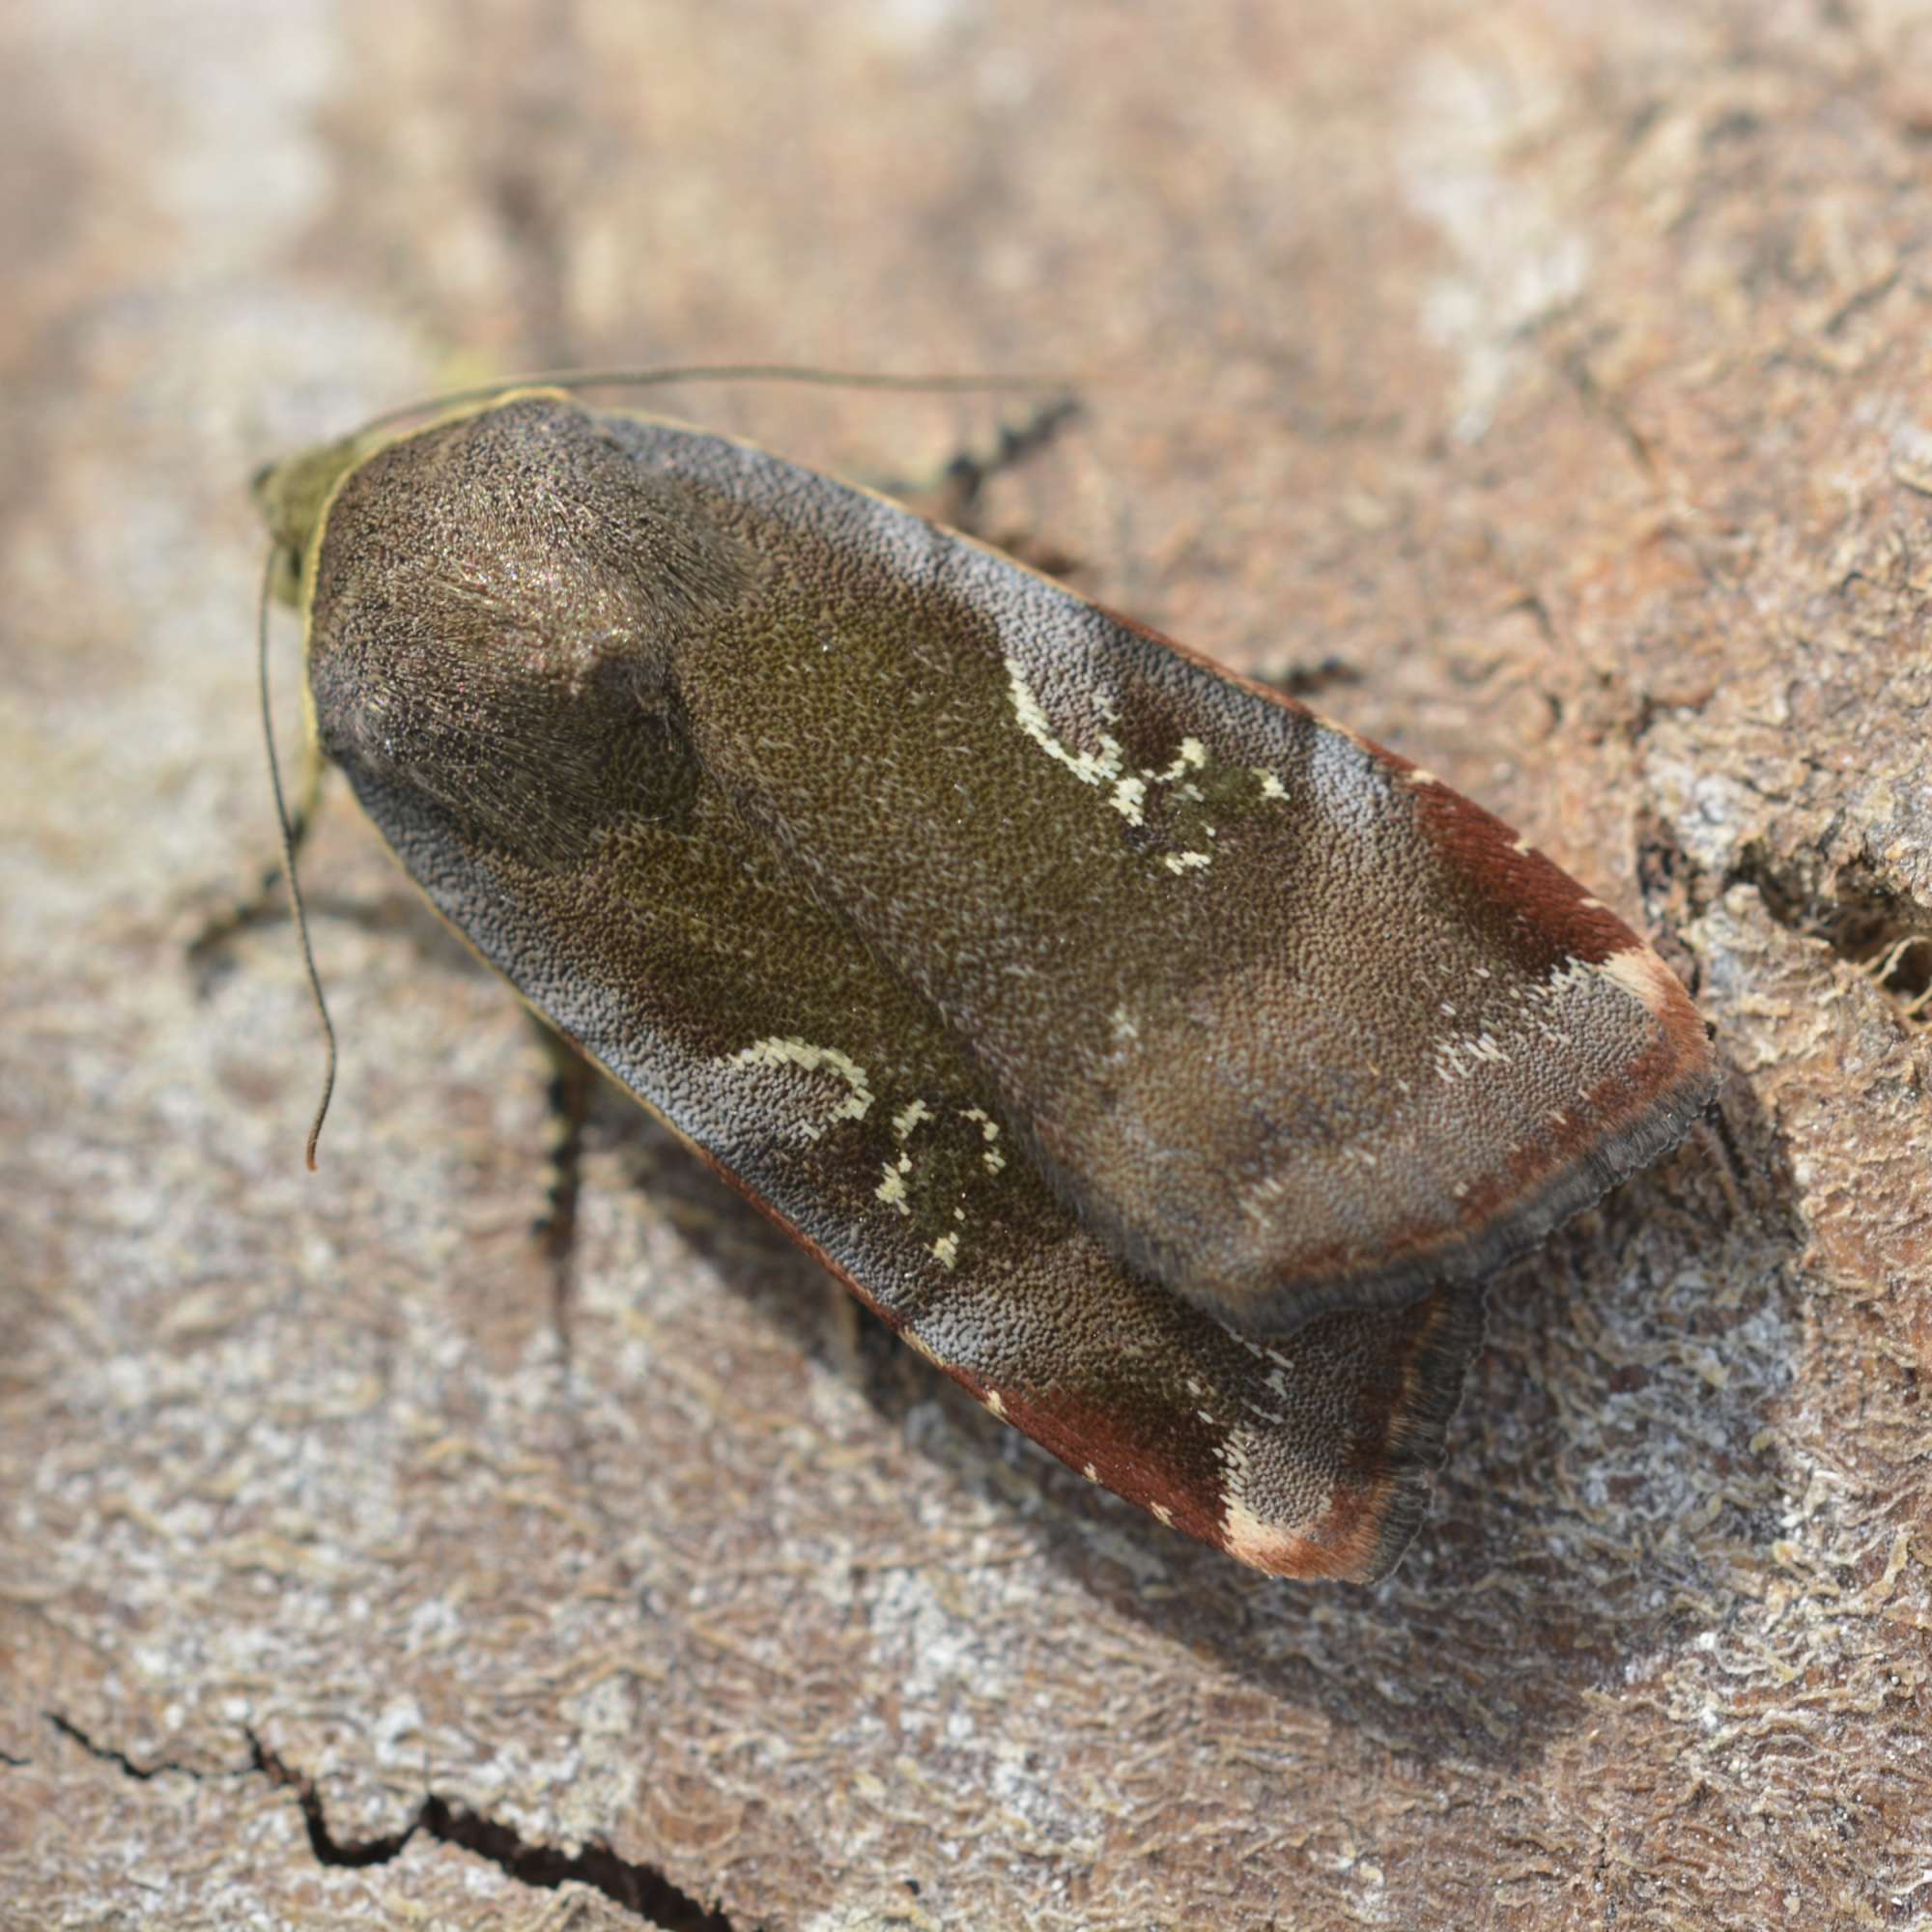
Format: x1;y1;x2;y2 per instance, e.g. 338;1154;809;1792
1256;654;1362;702
520;1015;592;1359
529;1014;594;1262
185;742;329;987
870;396;1084;572
912;395;1082;528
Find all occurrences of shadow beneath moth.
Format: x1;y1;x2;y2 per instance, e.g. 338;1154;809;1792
254;376;1715;1585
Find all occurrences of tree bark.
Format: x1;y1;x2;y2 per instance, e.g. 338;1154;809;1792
4;3;1927;1926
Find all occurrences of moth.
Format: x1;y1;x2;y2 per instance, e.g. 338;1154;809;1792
253;376;1715;1583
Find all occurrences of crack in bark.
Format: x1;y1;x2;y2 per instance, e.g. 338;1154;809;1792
47;1712;219;1782
1728;845;1932;1011
1638;816;1932;1021
244;1732;741;1931
44;1712;741;1930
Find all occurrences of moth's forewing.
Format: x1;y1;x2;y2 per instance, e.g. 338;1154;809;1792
298;393;1710;1580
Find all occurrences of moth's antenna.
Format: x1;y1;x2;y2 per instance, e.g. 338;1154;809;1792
258;546;336;1170
354;363;1088;438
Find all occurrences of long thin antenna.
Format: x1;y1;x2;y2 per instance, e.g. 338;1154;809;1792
258;548;336;1169
354;362;1083;439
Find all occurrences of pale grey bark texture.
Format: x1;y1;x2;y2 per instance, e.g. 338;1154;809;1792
3;3;1927;1927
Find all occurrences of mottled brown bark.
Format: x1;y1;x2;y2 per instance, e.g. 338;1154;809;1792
4;3;1927;1927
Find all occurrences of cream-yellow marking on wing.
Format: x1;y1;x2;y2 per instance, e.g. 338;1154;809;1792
1006;668;1260;850
1147;739;1208;782
876;1153;913;1212
1005;658;1127;783
1444;949;1677;1092
1434;1030;1513;1083
720;1037;873;1140
1218;1429;1328;1572
960;1106;1008;1173
1596;945;1684;1016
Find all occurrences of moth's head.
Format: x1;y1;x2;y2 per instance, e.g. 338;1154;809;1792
251;433;373;611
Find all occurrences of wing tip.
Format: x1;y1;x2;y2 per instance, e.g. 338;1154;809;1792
1209;945;1718;1336
1220;1284;1487;1584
